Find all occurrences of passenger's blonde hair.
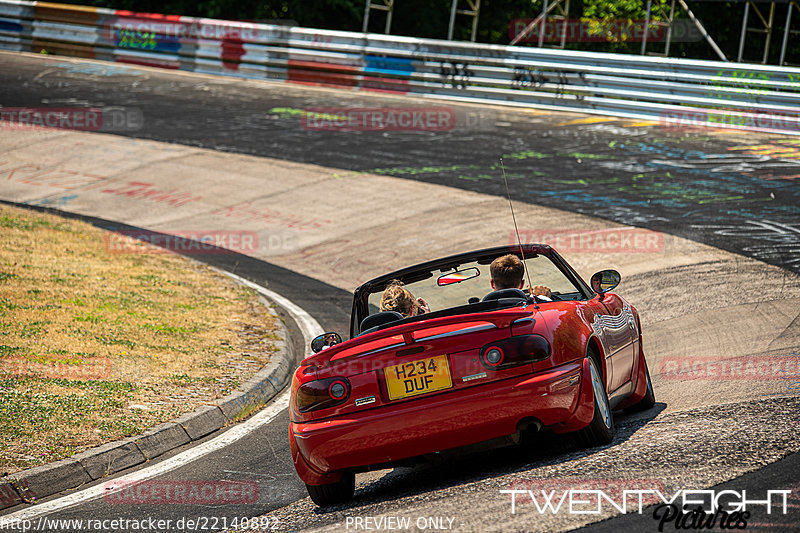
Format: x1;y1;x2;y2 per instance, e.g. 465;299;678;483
380;280;418;317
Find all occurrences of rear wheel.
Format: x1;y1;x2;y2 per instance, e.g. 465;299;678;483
577;355;614;447
305;472;355;507
624;362;656;413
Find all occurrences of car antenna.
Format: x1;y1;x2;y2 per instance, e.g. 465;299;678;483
499;157;534;291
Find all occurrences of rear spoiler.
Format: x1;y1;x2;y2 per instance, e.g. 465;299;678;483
304;307;534;367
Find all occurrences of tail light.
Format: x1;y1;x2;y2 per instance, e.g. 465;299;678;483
484;347;505;367
479;335;550;371
296;377;351;413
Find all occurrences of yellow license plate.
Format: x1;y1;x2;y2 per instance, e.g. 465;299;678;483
385;355;452;400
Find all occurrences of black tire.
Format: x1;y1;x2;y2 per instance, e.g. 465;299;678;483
624;362;656;413
305;472;355;507
577;355;614;447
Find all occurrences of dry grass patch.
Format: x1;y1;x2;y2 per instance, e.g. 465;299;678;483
0;204;278;474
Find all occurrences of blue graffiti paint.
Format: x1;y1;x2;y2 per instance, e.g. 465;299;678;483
364;55;415;76
0;20;23;33
25;195;79;208
615;141;713;161
535;190;653;208
47;62;143;77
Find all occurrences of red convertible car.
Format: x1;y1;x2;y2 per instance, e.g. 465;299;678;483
289;244;655;505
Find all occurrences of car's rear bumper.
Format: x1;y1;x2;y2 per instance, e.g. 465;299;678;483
290;359;593;485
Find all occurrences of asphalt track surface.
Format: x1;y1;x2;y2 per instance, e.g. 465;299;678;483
1;52;800;532
1;53;799;275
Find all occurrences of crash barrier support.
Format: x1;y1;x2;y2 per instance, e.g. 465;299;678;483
1;0;799;135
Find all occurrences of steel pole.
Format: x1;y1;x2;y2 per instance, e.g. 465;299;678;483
560;0;570;49
779;3;793;65
763;2;775;64
470;0;481;42
665;0;676;56
642;0;652;55
385;0;393;34
738;2;750;62
362;0;371;32
448;0;458;40
538;0;549;47
678;0;726;61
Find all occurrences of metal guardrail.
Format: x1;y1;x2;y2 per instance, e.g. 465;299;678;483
1;0;799;134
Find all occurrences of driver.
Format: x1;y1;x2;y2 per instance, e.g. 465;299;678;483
590;272;604;293
489;254;552;300
320;333;340;350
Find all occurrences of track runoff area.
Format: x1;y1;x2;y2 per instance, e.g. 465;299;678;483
0;51;798;532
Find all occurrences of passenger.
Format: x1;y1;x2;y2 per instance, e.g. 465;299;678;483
380;280;430;318
489;254;551;299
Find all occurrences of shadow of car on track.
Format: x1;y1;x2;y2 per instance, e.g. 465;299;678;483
309;402;667;514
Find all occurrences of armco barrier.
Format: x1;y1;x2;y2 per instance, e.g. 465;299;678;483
1;0;799;135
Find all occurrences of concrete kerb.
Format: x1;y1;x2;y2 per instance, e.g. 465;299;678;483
1;459;91;507
70;438;146;481
0;481;24;509
0;275;297;509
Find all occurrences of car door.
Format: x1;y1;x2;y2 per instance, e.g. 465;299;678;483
591;293;637;393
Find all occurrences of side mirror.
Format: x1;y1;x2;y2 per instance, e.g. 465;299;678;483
590;269;621;298
311;332;342;353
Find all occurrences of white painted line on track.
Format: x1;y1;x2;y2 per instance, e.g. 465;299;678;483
2;274;322;521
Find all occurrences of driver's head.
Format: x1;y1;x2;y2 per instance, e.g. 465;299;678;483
591;272;603;293
490;254;525;290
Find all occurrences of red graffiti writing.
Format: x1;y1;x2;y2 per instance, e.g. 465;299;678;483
212;201;329;230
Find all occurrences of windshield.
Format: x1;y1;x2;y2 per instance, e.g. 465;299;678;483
366;253;585;315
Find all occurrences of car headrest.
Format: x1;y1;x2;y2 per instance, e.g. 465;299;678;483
482;288;528;302
359;311;404;335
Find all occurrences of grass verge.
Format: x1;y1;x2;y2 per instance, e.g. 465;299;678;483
0;204;278;474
